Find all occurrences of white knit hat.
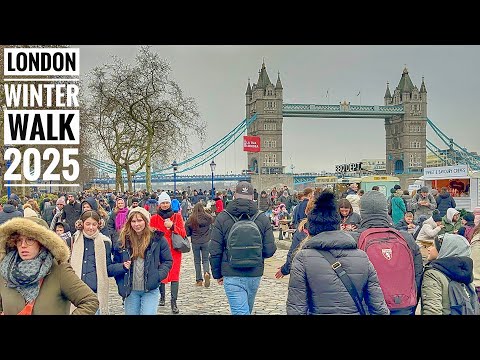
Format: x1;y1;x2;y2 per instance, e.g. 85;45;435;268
157;192;171;204
23;207;38;218
127;206;151;222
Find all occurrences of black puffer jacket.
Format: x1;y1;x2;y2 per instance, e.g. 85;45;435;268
209;198;276;278
111;230;173;299
286;230;389;315
185;213;214;244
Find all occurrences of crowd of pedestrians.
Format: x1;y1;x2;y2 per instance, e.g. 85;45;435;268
1;178;480;315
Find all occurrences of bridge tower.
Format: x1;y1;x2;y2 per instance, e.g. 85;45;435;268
384;67;428;174
245;61;284;175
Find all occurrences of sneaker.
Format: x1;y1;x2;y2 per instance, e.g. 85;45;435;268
204;272;211;288
195;280;203;286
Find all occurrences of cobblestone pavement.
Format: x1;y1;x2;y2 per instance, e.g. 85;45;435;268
107;243;290;315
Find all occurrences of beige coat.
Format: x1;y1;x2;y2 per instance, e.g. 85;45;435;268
0;217;99;315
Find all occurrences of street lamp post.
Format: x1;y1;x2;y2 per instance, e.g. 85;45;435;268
172;160;178;195
210;160;216;200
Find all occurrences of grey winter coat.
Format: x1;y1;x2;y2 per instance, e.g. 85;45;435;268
286;230;389;315
0;204;23;225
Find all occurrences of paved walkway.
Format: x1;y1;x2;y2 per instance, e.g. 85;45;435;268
107;241;290;315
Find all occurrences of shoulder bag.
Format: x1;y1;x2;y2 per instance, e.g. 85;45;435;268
316;250;366;315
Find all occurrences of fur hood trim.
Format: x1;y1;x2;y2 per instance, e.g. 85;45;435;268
0;217;70;263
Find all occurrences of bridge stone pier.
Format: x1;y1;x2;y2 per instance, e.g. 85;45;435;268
250;174;294;194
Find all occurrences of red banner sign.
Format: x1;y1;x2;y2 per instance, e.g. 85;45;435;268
243;136;261;152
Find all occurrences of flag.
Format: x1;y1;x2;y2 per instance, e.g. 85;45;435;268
357;91;361;96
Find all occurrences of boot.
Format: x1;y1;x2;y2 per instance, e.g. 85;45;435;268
171;299;179;314
171;281;179;314
158;283;166;306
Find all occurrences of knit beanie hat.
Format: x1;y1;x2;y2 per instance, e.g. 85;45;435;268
158;192;171;204
307;190;340;236
360;190;389;219
127;206;151;223
420;186;429;194
23;207;38;218
56;196;66;205
431;209;442;222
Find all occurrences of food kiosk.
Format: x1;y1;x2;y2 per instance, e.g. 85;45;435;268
415;164;480;211
360;175;400;198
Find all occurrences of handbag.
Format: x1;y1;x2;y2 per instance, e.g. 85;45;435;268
316;250;366;315
172;233;191;253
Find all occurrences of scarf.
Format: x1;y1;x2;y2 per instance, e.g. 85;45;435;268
158;208;174;219
70;229;109;315
0;248;53;303
115;207;129;231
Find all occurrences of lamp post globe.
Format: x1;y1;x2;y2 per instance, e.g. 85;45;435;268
210;160;216;200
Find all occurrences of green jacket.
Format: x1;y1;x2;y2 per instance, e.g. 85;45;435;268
421;268;451;315
0;262;99;315
0;217;99;315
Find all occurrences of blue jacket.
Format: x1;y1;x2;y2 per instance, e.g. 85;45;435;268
111;230;173;299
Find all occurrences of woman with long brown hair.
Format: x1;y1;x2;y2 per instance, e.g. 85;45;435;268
185;202;214;287
111;207;172;315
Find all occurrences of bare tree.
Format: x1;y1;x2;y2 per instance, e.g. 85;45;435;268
83;46;206;192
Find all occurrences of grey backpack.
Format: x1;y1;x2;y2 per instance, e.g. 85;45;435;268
224;210;263;268
448;279;480;315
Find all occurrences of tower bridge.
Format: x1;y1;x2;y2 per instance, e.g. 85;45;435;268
85;62;479;191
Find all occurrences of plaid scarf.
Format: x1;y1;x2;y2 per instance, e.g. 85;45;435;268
0;248;53;303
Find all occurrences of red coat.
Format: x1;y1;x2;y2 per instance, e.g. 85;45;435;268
150;212;186;283
215;199;224;214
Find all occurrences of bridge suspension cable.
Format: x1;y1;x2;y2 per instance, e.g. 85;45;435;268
427;118;480;170
85;113;257;176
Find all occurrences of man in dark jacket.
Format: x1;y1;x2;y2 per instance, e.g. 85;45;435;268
0;199;23;225
209;181;276;315
350;190;424;315
62;193;82;232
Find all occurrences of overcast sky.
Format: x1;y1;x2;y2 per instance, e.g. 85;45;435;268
75;45;480;176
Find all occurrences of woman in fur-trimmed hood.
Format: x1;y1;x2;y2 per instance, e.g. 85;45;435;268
0;217;99;315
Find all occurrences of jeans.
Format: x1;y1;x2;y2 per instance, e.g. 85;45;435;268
223;276;262;315
124;288;160;315
192;242;210;281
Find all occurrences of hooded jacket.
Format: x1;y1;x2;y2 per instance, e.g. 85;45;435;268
351;190;424;311
421;233;473;315
209;198;276;278
0;217;99;315
286;230;389;315
0;204;23;225
440;208;462;235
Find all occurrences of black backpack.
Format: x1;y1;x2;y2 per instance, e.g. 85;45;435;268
224;210;263;268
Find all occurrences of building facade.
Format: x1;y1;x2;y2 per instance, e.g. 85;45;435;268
384;67;428;174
